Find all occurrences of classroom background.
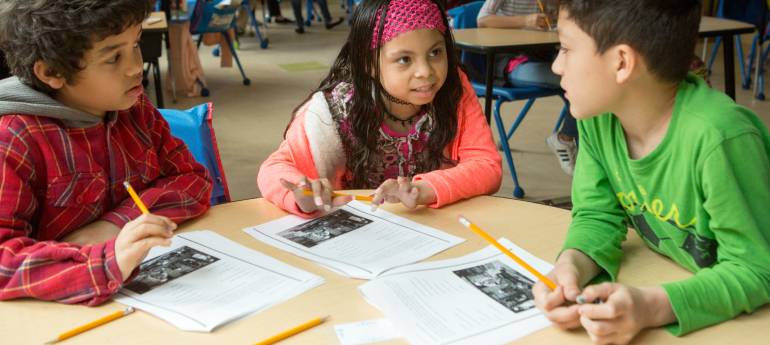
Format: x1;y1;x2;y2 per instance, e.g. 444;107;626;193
35;0;770;205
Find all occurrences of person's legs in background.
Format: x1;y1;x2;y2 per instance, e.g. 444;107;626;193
267;0;294;23
508;61;578;176
291;0;343;33
314;0;344;29
290;0;305;33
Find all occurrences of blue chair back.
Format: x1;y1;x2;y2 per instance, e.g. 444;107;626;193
448;1;488;82
721;0;768;29
159;103;231;205
189;0;238;34
447;1;483;29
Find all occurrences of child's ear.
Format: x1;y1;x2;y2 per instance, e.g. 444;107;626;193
612;44;637;85
33;60;66;90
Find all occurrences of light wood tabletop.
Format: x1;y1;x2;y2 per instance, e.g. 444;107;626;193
143;11;169;32
1;196;767;344
698;16;755;37
453;28;558;50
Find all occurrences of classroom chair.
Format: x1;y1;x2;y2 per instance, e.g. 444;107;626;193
241;0;270;49
189;0;252;86
449;1;568;198
706;0;769;100
158;103;232;205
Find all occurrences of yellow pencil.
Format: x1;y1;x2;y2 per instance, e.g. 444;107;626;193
302;189;374;202
458;215;557;290
536;0;553;30
123;181;150;214
254;316;328;345
45;307;135;344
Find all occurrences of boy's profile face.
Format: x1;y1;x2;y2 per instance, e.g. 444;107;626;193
52;23;144;117
551;10;620;119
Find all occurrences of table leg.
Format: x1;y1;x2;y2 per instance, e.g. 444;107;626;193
723;34;736;100
152;59;165;108
484;53;494;124
165;30;178;103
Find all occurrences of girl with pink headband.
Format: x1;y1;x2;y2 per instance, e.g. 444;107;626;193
258;0;502;217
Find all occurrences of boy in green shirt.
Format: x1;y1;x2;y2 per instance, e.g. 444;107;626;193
531;0;770;344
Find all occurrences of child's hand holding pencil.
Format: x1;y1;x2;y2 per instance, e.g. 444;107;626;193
114;181;177;281
531;248;602;330
280;177;355;213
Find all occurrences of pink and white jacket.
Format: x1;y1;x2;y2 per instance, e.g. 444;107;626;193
258;70;502;217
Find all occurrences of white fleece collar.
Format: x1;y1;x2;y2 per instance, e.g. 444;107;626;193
303;91;346;180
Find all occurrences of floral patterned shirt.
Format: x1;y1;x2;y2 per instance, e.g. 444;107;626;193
325;82;434;188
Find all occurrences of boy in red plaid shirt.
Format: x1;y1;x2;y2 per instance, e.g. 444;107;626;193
0;0;212;305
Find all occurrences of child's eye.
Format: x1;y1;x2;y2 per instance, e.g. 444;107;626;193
429;48;443;57
397;56;411;65
557;45;568;53
106;54;120;64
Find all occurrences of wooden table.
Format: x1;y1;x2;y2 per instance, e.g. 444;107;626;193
454;16;756;123
141;11;169;108
1;196;767;344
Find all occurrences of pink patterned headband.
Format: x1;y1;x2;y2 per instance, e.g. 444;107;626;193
370;0;447;49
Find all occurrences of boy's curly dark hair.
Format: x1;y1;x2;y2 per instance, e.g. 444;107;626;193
0;0;153;94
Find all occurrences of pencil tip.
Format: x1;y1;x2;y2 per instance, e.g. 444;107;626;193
457;215;470;227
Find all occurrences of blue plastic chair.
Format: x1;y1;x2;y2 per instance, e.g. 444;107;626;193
241;0;270;49
706;0;769;100
189;0;252;86
449;1;568;198
158;103;231;206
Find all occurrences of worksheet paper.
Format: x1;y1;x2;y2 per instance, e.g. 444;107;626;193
334;319;402;345
243;201;465;279
359;238;553;345
115;230;324;332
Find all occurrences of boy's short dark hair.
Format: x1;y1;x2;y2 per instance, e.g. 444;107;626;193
559;0;701;83
0;0;153;94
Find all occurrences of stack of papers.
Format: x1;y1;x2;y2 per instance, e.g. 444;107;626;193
359;238;553;345
243;201;465;279
116;231;324;332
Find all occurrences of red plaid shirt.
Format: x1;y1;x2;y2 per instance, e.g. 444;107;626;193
0;95;212;305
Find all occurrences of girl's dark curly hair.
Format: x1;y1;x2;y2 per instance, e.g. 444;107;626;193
287;0;462;188
0;0;153;94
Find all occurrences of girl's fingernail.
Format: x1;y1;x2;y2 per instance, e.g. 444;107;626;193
314;196;323;206
576;295;587;304
324;205;331;212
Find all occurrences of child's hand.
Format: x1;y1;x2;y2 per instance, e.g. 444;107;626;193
532;262;583;330
576;284;675;345
61;220;121;245
371;177;436;211
372;176;419;210
525;13;548;30
114;214;176;281
281;177;352;213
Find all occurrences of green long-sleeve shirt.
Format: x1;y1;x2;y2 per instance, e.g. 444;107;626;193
563;74;770;335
